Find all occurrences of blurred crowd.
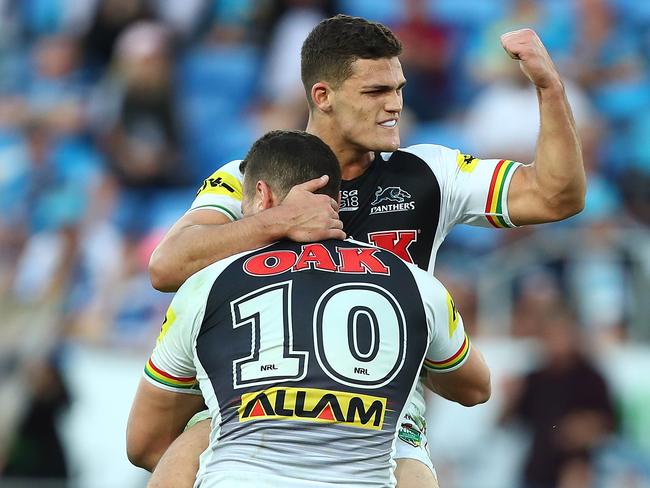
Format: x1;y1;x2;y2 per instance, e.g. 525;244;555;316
0;0;649;487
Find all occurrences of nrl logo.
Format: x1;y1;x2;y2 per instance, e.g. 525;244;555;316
370;186;415;214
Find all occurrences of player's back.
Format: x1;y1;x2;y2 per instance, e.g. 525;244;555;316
193;238;432;487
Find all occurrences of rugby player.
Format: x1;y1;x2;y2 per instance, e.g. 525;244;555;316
127;130;491;487
143;14;584;488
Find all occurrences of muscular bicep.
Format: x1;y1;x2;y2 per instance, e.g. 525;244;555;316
127;378;206;471
506;163;562;225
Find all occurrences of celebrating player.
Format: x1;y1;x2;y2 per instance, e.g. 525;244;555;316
127;130;491;487
144;14;584;488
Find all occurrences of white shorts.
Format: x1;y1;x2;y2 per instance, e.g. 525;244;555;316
394;381;436;476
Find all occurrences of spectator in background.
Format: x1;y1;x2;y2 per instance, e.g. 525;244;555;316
463;0;595;165
568;0;648;121
82;0;155;72
501;306;616;488
256;0;335;131
392;0;456;121
2;356;70;483
26;34;87;136
8;118;102;302
90;21;191;243
467;0;571;85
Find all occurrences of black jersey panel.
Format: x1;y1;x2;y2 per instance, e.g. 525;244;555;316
195;239;429;444
340;151;441;270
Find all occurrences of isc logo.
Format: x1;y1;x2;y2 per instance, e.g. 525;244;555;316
238;387;386;430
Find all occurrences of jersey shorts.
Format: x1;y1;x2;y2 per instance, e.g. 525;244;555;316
186;144;521;471
144;239;472;487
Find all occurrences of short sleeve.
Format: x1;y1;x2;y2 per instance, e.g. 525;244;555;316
188;160;244;221
143;276;209;395
402;145;522;233
408;264;471;374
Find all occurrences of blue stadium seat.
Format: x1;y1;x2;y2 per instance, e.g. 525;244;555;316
178;45;261;175
180;94;257;179
179;45;261;109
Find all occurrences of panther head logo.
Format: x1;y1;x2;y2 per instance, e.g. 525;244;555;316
371;186;412;205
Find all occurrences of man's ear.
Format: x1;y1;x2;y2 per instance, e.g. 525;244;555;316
256;180;275;211
311;82;333;113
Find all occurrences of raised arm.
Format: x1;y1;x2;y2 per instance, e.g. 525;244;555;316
149;176;345;292
503;29;586;225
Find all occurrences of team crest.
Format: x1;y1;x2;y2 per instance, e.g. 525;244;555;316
372;186;411;205
370;186;415;214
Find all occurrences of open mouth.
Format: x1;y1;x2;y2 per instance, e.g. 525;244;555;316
379;119;398;128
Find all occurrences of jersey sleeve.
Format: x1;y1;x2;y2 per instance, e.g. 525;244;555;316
402;144;523;233
409;264;471;374
143;274;210;395
188;159;244;221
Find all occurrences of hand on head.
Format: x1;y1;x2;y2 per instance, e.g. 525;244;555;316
278;175;346;243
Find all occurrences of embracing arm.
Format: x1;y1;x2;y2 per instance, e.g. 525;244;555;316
502;29;586;225
126;379;206;471
423;346;491;407
149;176;345;292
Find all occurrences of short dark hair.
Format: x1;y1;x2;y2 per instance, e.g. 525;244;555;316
301;14;402;107
240;130;341;202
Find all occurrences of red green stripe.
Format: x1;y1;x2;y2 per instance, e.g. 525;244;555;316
485;160;516;228
484;160;505;227
424;334;470;371
494;161;516;216
145;359;197;389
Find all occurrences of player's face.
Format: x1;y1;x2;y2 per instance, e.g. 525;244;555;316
329;57;405;153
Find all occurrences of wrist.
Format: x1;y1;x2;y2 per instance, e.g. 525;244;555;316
537;77;565;96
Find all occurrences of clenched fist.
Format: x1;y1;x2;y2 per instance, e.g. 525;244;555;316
501;28;562;90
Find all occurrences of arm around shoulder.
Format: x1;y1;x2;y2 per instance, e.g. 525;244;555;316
149;176;345;292
149;208;291;292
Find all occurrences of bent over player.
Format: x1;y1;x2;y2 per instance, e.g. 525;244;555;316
127;131;490;487
145;14;584;488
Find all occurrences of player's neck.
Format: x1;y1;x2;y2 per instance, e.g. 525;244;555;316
307;119;374;181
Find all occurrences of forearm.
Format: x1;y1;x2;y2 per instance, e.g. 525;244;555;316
150;209;286;292
533;80;586;215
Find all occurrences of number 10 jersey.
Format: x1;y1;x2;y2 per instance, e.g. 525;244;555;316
145;239;470;487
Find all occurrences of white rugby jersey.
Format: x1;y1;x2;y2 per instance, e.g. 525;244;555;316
188;144;522;272
144;239;470;487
